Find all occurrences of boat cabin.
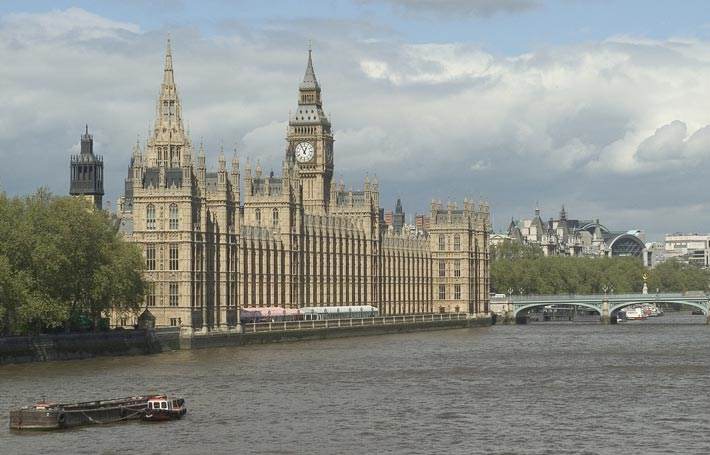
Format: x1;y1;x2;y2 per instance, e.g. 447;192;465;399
144;395;187;421
147;397;180;411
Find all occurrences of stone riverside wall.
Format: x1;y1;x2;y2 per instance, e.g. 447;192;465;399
0;330;169;365
182;317;492;350
0;318;491;364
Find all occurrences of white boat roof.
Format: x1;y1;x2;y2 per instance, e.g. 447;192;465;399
300;305;378;314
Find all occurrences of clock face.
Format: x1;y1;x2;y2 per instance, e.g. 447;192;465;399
295;142;315;163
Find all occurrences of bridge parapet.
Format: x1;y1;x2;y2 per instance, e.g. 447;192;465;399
510;293;707;303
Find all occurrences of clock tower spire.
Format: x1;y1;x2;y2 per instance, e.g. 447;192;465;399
287;47;334;214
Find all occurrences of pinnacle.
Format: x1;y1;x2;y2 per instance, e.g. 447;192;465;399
198;140;205;157
300;47;319;90
163;35;174;85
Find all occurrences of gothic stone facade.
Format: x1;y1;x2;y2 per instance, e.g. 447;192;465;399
116;41;490;330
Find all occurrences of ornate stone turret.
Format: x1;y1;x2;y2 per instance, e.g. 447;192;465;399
218;146;227;186
244;159;253;195
231;151;240;196
393;198;405;234
197;141;206;187
69;125;104;210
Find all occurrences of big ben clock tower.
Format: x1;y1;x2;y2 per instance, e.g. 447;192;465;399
287;49;334;214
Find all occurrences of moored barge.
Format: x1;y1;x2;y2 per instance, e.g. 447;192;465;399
9;394;185;430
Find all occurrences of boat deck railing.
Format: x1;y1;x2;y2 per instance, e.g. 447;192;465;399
243;312;470;334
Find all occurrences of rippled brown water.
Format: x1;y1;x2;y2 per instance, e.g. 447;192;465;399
2;314;710;454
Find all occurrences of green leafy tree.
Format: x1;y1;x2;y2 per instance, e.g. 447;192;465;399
647;259;710;293
489;240;684;295
0;190;146;335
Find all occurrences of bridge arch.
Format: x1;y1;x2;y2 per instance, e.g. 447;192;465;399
610;300;709;316
513;302;601;317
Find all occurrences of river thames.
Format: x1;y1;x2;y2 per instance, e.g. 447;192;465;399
2;314;710;454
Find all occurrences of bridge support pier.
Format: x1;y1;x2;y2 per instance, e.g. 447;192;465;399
503;304;516;324
706;314;710;325
600;299;610;325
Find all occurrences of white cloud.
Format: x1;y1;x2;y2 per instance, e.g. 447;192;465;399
358;0;540;18
3;9;710;238
360;44;494;85
1;7;139;42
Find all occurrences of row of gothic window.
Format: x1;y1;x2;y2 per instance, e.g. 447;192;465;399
438;234;462;251
157;146;181;164
145;243;178;271
254;208;279;228
146;204;178;230
438;260;461;277
438;284;462;300
145;282;179;307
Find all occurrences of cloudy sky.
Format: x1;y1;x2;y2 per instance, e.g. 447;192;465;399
2;1;710;239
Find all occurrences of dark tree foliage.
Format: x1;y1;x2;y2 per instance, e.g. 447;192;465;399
647;259;710;293
0;190;146;335
490;240;710;295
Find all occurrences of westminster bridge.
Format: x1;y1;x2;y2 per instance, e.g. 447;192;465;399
491;293;710;324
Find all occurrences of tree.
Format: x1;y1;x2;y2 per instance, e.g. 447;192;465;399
491;243;652;295
491;240;544;261
0;190;147;335
647;259;710;293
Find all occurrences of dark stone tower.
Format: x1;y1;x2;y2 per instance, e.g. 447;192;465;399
393;198;405;234
70;125;104;210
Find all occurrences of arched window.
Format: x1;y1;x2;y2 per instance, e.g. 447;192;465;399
438;235;445;251
272;208;279;228
255;209;261;226
146;244;156;270
169;203;178;230
146;204;156;230
454;234;461;251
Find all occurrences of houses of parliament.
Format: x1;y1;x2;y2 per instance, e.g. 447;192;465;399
71;40;491;331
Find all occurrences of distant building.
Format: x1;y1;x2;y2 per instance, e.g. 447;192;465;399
644;242;666;268
663;234;710;268
489;233;512;248
383;210;393;227
415;214;430;231
393;198;405;234
506;205;649;263
69;126;104;210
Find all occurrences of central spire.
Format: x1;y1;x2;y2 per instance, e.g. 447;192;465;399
146;36;190;168
163;35;174;85
154;35;183;131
